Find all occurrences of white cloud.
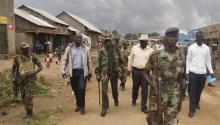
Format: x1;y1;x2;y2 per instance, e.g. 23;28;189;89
15;0;220;34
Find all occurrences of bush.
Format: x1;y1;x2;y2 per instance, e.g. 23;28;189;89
0;70;53;109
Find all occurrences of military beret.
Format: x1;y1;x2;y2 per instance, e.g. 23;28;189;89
165;27;179;38
20;42;30;49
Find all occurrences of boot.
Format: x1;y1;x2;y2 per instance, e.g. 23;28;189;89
114;99;119;106
23;110;33;119
120;82;125;91
100;109;107;117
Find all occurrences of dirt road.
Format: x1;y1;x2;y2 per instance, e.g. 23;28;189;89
0;58;220;125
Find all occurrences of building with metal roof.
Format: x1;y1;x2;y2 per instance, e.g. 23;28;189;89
17;5;77;52
57;11;102;48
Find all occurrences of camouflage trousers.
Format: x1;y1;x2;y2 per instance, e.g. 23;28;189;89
101;75;118;109
13;81;20;98
147;84;180;125
119;68;127;86
20;79;35;112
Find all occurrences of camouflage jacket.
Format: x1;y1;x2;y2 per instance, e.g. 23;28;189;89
145;48;185;88
96;45;122;80
12;54;42;81
120;48;130;66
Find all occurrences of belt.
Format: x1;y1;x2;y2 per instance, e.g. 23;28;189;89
132;67;145;71
73;68;83;71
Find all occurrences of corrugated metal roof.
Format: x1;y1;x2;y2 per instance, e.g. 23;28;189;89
22;5;69;26
68;26;79;33
64;11;102;33
15;8;56;28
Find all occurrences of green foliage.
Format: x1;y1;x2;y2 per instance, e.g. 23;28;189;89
112;30;121;37
0;70;53;109
23;110;56;125
22;106;65;125
148;32;160;37
124;33;138;40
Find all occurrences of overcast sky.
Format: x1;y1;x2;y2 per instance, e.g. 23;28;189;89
15;0;220;34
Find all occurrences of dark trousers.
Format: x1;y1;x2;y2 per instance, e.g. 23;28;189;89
188;72;206;113
101;75;118;109
70;69;87;109
132;67;148;108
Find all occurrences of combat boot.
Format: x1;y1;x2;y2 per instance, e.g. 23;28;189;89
100;109;107;117
23;110;33;119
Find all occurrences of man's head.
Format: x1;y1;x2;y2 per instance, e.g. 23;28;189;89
69;34;75;44
115;36;120;44
103;33;112;46
75;33;83;46
122;40;129;49
164;27;179;47
20;42;30;56
139;35;148;49
196;31;204;46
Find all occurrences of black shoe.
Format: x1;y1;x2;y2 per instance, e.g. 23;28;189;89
141;107;148;114
196;105;200;110
114;100;119;106
80;108;85;115
188;112;195;118
1;112;8;116
208;84;215;87
75;107;81;112
100;109;107;117
132;100;136;106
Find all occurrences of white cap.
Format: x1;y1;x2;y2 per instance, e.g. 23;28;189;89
139;35;149;41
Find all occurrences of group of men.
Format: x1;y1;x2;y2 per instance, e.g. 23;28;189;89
10;27;215;125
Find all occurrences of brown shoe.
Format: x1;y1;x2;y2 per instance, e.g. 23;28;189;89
188;112;195;118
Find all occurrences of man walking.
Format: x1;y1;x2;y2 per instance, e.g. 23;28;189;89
119;40;130;91
145;27;185;124
95;34;122;117
128;35;154;113
186;31;214;118
12;42;43;119
60;33;92;115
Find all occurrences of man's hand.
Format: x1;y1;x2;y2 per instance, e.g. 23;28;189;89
210;73;215;78
97;78;100;83
62;73;68;79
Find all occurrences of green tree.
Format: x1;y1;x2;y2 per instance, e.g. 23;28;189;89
148;32;160;37
124;33;138;40
112;30;121;37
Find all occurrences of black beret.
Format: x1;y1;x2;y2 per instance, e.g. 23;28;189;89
165;27;179;38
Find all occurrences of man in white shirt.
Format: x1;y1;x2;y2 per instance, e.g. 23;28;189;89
186;31;215;118
128;35;154;113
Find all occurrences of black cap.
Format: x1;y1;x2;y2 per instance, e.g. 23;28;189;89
165;27;179;38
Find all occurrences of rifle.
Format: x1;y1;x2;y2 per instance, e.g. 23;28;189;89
155;56;162;114
153;55;164;124
95;68;101;105
98;80;101;105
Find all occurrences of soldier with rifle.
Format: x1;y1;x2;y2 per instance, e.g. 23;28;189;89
144;27;185;125
12;42;43;119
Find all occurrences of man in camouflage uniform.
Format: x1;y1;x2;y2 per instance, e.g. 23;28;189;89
12;42;43;119
145;27;185;125
95;34;122;117
119;40;130;91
